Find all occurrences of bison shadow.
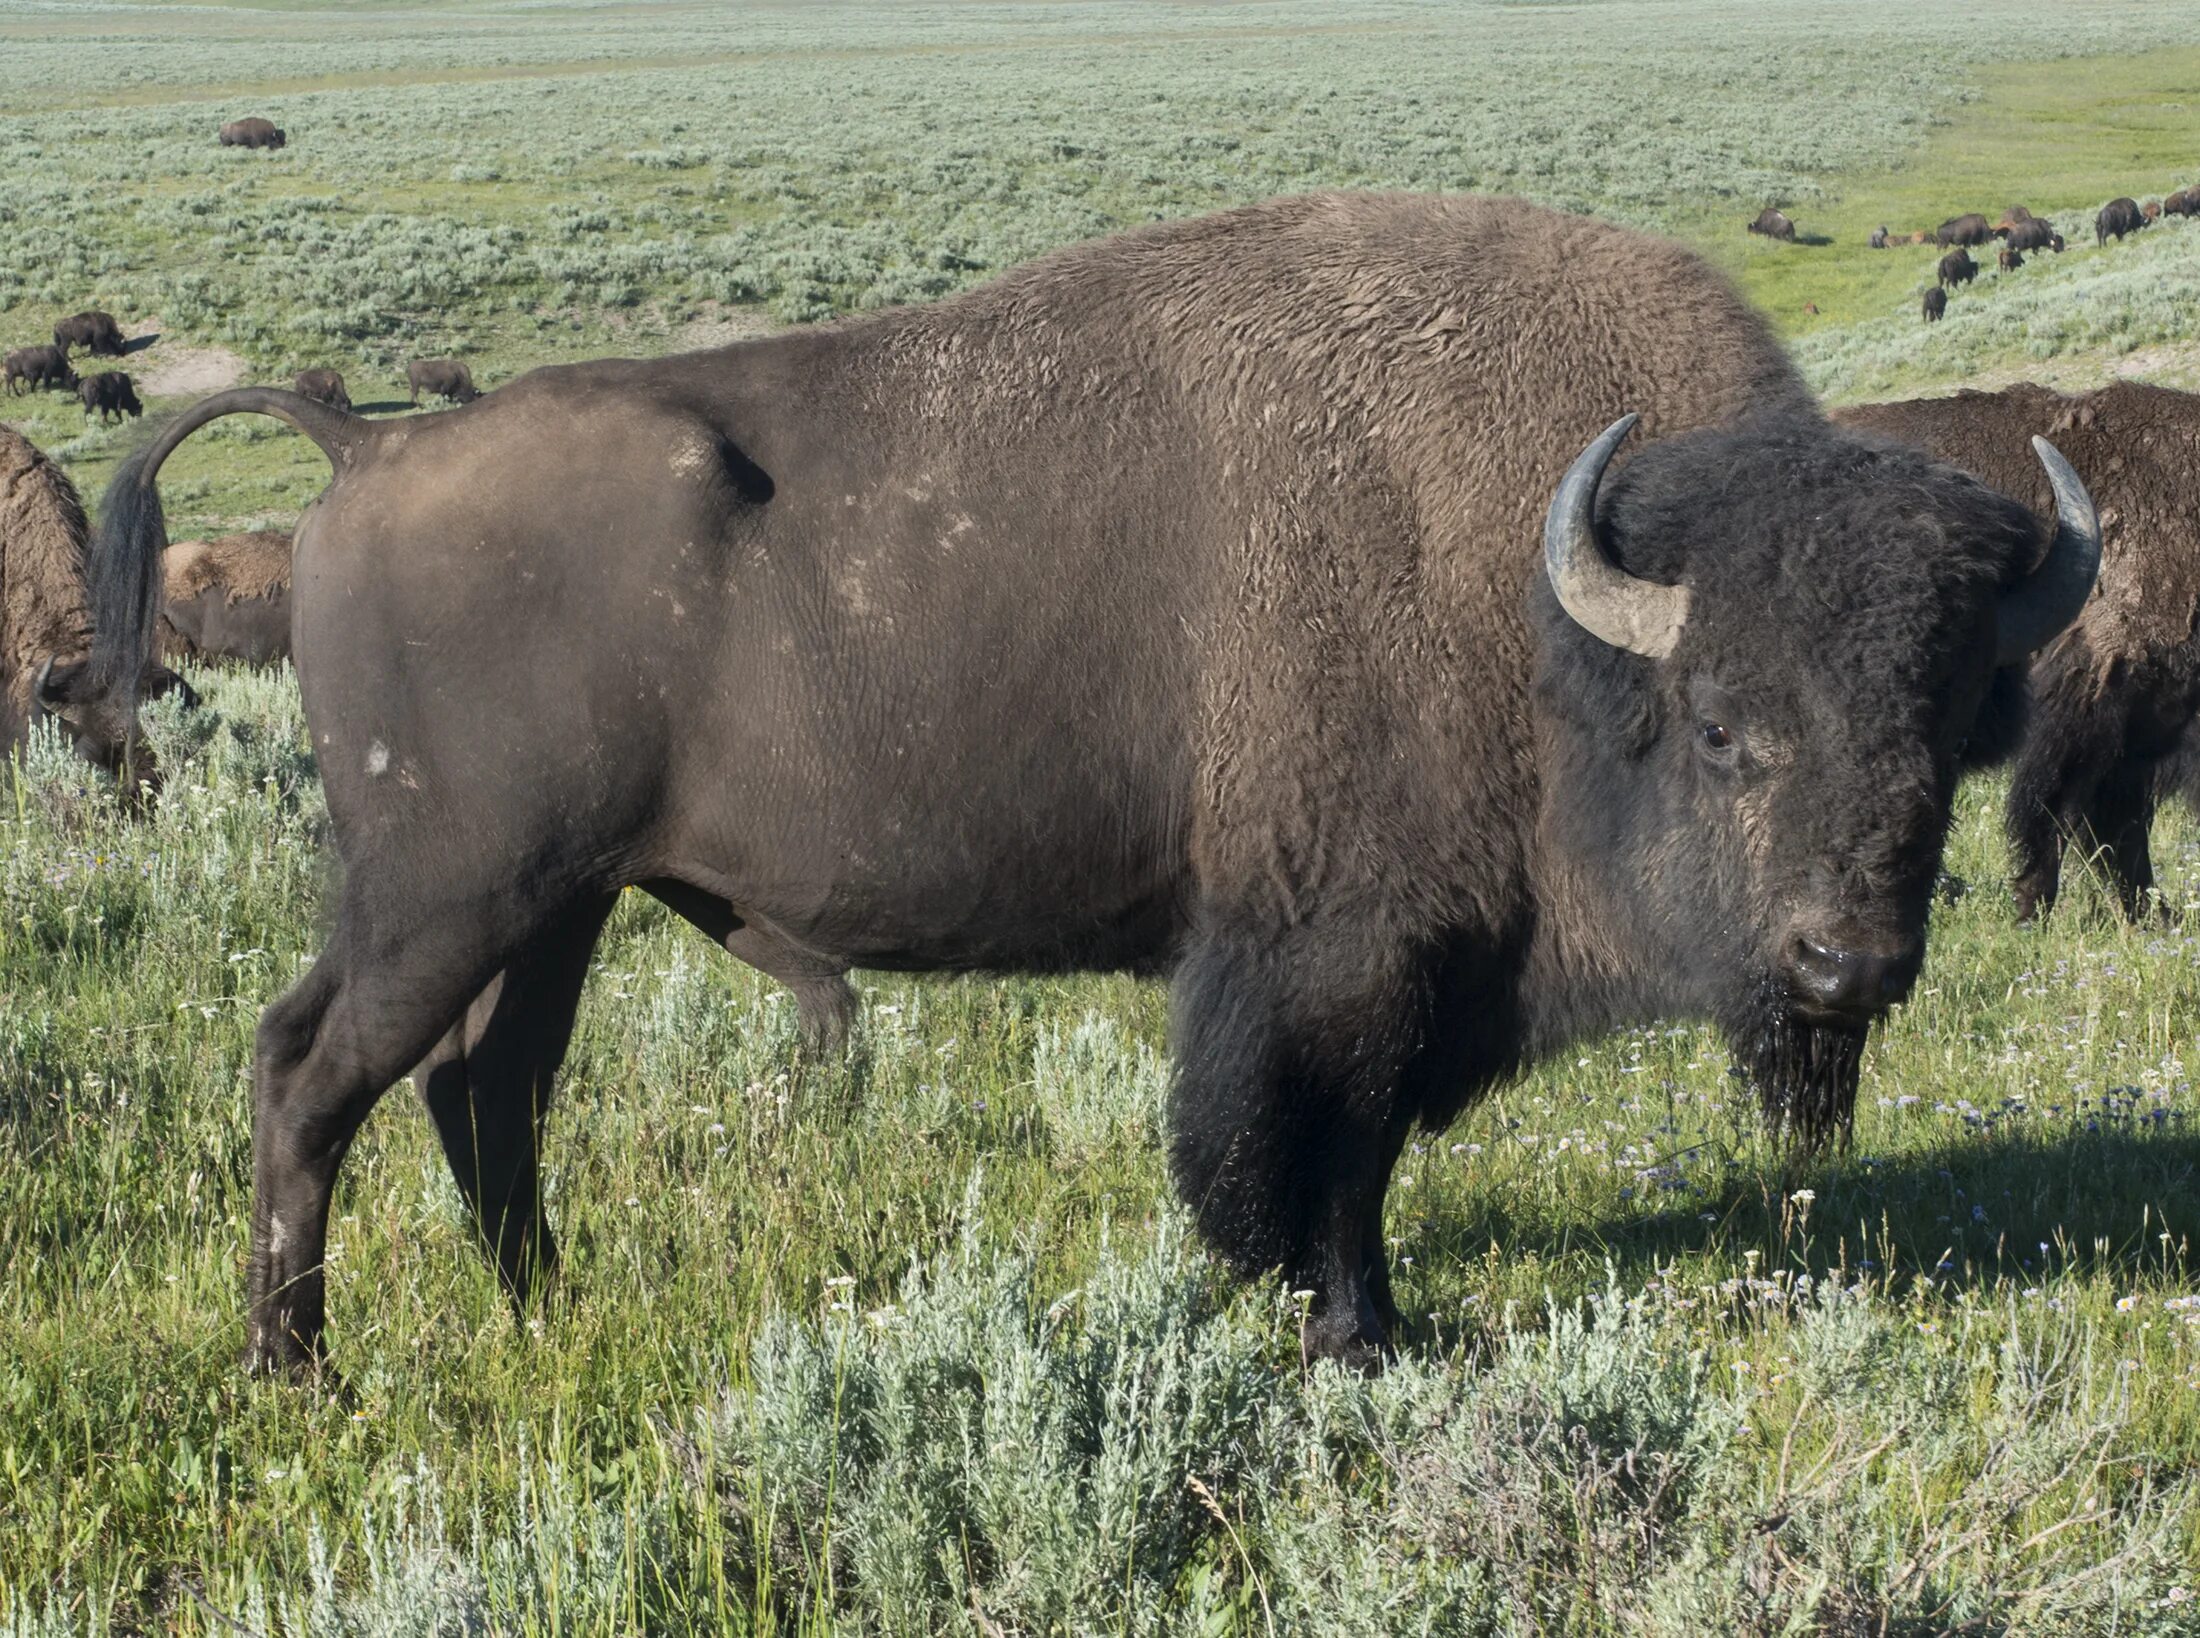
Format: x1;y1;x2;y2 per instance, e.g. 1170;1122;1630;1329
1791;232;1835;248
121;332;159;356
1404;1110;2200;1335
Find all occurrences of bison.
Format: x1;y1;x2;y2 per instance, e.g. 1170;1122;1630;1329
53;310;126;358
219;118;285;150
1747;207;1796;241
1922;287;1947;322
1838;382;2200;923
2165;189;2198;220
1;425;189;787
1868;224;1890;249
1936;213;1993;247
78;371;142;425
1995;206;2034;233
2097;197;2147;245
78;192;2099;1379
1998;246;2024;272
4;344;76;395
406;358;479;406
161;532;291;667
2004;218;2063;254
1938;248;1978;289
294;369;351;412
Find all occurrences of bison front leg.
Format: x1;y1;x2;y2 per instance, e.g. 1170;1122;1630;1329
415;895;613;1313
1167;921;1425;1369
2087;762;2164;923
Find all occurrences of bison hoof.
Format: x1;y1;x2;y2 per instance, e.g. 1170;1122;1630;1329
1300;1284;1393;1374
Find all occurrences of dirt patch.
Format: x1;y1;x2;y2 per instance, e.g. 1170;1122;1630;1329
134;333;250;400
672;304;781;352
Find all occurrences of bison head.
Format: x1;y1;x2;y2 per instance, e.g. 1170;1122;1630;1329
29;655;196;796
1531;414;2097;1142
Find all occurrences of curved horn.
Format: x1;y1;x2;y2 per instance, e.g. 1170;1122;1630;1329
1543;413;1691;658
29;657;53;729
1996;436;2102;664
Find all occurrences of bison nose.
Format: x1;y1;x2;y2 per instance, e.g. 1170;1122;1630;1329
1781;929;1922;1018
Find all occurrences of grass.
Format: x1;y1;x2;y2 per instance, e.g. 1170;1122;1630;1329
12;1;2200;1632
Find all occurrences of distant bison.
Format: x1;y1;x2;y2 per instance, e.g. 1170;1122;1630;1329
1998;246;2024;272
294;369;351;412
1839;381;2200;922
2004;218;2064;254
1937;248;1978;289
406;358;480;406
2097;197;2147;245
1907;230;1933;245
2164;189;2198;219
1747;207;1796;241
2144;199;2164;223
78;372;143;424
1995;206;2033;232
162;532;292;667
1936;213;1993;247
1;423;189;788
4;344;76;395
1922;287;1946;323
219;118;286;150
53;310;126;358
1868;224;1890;249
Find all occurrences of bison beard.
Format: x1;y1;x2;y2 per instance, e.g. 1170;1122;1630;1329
1736;986;1868;1147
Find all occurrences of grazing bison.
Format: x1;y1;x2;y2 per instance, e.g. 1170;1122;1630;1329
4;345;76;395
1995;206;2034;233
1869;225;1890;249
1839;382;2200;922
294;369;351;412
2004;218;2064;254
2097;197;2147;245
53;310;126;358
2164;189;2198;220
0;425;188;785
1922;287;1947;322
1998;246;2024;272
219;118;285;150
406;358;479;406
161;532;291;667
1938;248;1978;289
78;371;142;424
1936;213;1993;247
79;192;2098;1378
1747;207;1796;241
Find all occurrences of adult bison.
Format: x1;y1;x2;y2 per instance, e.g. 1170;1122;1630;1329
1868;224;1890;250
2165;189;2198;220
1995;206;2033;233
160;532;291;666
294;369;351;412
79;193;2099;1378
2004;218;2064;254
1;425;188;784
406;358;479;406
1747;207;1796;241
78;371;142;424
1936;213;1993;247
1938;248;1978;289
54;310;126;358
219;118;285;150
2097;197;2147;245
4;345;76;395
1839;382;2199;922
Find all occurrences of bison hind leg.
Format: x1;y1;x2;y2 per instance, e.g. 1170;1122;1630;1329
1167;921;1427;1370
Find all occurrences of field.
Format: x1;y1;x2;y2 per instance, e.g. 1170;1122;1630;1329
10;2;2200;1633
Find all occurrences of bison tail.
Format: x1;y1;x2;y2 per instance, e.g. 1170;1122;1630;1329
87;386;373;759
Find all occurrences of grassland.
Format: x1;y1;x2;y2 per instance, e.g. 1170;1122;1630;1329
12;2;2200;1633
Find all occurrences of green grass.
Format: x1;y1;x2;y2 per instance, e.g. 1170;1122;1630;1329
14;2;2200;1632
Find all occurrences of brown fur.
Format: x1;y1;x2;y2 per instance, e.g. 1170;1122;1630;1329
0;421;94;746
165;531;291;607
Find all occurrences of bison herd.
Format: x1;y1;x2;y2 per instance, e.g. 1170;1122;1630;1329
7;191;2200;1381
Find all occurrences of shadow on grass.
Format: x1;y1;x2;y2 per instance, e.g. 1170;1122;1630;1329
1406;1114;2200;1328
121;332;160;355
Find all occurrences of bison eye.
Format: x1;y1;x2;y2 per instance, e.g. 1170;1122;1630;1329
1699;721;1735;754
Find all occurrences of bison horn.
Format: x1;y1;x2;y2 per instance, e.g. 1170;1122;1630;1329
1995;437;2101;664
29;657;54;728
1543;413;1691;659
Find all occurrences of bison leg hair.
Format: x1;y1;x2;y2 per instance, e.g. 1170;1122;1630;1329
2085;761;2164;923
414;895;614;1314
1166;922;1426;1369
245;894;540;1377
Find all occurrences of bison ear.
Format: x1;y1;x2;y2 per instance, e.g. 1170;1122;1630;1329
34;655;97;706
1542;414;1691;659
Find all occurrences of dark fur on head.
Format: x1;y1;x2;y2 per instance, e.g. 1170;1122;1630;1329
1529;415;2045;1142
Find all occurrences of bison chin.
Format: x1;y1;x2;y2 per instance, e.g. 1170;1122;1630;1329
1733;981;1868;1149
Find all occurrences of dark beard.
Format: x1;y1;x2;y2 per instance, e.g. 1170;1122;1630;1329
1736;983;1867;1149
